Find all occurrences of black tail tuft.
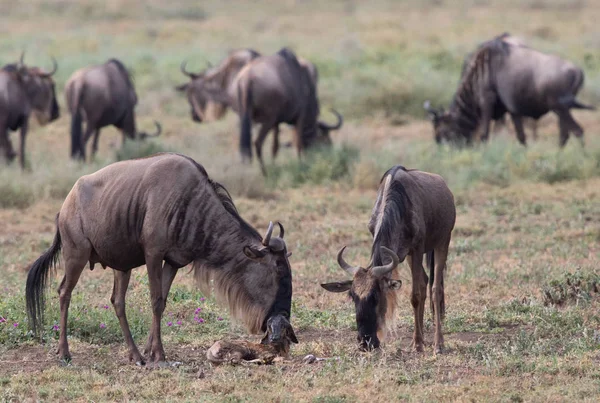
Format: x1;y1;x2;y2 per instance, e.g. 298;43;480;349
571;99;596;111
26;215;62;338
426;250;435;287
239;83;253;161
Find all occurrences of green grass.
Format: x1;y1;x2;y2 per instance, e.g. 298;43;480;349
1;1;600;401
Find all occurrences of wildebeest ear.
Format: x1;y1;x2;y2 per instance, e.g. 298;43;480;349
388;279;402;290
175;83;188;92
320;281;353;293
243;245;268;260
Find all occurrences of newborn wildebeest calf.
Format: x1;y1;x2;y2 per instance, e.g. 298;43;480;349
322;165;455;354
26;153;296;365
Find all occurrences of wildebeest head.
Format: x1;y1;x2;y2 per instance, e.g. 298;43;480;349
15;54;60;125
321;246;401;351
315;109;344;147
423;100;463;144
176;62;226;123
260;314;298;356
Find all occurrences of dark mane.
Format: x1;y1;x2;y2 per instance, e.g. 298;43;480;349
209;179;262;240
175;153;261;240
107;58;135;89
450;37;510;139
371;165;412;267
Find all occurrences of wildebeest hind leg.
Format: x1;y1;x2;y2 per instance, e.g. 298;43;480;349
145;256;167;364
111;269;144;365
56;242;90;361
271;125;280;160
255;122;275;176
18;119;28;170
562;111;584;146
0;122;16;163
432;242;449;355
91;130;101;158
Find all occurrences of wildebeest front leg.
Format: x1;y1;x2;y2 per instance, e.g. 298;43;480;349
91;130;101;158
271;125;280;160
19;119;28;170
0;122;16;164
144;262;178;356
407;251;427;352
111;269;144;365
432;242;450;355
145;256;167;364
510;114;527;146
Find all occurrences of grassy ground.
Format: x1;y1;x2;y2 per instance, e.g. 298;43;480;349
1;1;600;401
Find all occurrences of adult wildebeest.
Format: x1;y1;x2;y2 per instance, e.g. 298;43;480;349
424;33;594;147
26;153;296;365
178;49;342;175
0;54;60;169
65;59;162;161
177;48;261;123
321;165;455;354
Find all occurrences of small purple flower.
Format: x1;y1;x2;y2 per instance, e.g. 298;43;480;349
176;320;182;326
52;324;59;331
217;317;223;321
167;321;173;327
99;323;106;329
13;322;18;328
0;316;6;323
200;297;206;302
194;307;202;314
103;305;109;310
197;318;205;324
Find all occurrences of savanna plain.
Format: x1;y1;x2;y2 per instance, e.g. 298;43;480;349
1;1;600;401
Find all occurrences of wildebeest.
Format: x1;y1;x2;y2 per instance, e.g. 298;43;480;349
321;165;456;354
26;153;295;365
0;53;60;169
177;48;261;123
65;59;162;161
424;33;594;147
178;48;342;175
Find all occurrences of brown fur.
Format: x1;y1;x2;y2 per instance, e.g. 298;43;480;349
0;58;59;168
26;153;294;365
206;340;279;365
322;165;455;354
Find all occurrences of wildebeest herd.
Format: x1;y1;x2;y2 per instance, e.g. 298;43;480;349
12;32;594;365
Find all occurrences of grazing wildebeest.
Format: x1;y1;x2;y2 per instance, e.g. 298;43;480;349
65;59;162;161
26;153;296;365
424;33;594;147
321;165;455;354
177;48;261;123
178;49;342;174
0;54;60;168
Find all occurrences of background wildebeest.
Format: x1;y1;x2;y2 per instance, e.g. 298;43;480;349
177;48;261;123
322;165;456;354
425;33;594;147
26;153;295;365
0;53;60;169
177;48;342;175
65;58;162;161
427;34;539;141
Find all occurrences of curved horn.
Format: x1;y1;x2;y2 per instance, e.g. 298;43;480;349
318;109;344;131
180;60;198;79
38;56;58;78
262;221;274;247
149;121;162;137
371;246;399;278
19;51;25;66
277;222;284;239
337;246;359;276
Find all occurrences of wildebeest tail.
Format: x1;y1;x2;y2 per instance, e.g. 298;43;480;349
570;99;595;110
26;214;62;338
239;82;253;160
